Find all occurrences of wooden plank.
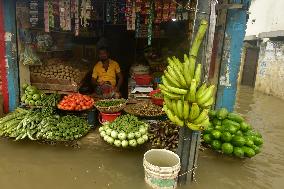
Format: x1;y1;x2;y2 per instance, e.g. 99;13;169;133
216;4;243;10
32;83;80;92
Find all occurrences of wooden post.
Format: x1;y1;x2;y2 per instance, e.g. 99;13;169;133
177;0;211;185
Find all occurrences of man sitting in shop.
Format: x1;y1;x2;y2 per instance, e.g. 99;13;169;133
92;47;123;99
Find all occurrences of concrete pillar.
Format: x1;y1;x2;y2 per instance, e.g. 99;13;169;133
215;0;251;112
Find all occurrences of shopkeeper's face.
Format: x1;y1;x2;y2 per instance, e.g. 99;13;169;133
99;50;109;62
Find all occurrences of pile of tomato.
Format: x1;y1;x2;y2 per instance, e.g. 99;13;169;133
57;93;95;111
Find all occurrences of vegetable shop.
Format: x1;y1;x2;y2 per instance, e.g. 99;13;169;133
0;0;264;187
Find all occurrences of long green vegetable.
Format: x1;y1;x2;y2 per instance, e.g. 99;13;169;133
0;109;90;142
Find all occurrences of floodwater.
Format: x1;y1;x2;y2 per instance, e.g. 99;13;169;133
0;86;284;189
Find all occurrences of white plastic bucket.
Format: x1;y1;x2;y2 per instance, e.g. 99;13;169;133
143;149;181;189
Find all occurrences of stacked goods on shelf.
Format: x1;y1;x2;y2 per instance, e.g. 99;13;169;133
160;20;215;131
202;108;263;158
57;93;94;111
148;121;179;151
30;59;88;92
0;108;90;142
30;64;81;83
99;115;149;148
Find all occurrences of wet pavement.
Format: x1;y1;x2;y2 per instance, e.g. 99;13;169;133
0;86;284;189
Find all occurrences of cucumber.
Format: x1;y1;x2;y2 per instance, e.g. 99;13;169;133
222;119;240;129
212;118;222;126
208;110;217;118
227;113;244;123
216;108;229;120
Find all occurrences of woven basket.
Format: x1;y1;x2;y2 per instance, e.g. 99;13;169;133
95;99;127;113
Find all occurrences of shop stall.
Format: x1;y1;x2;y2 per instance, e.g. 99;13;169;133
0;0;264;188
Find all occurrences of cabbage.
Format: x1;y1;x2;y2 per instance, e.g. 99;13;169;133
139;127;146;135
106;129;112;136
128;132;135;139
103;135;109;141
118;132;127;140
135;131;141;138
142;134;148;141
121;140;129;148
100;131;106;137
129;139;137;147
137;137;145;145
114;140;122;147
99;127;104;132
107;137;114;144
111;131;118;139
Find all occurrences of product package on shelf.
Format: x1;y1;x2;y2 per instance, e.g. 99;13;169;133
71;0;80;35
29;0;39;28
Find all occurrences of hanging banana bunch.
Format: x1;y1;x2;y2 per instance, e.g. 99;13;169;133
160;19;215;131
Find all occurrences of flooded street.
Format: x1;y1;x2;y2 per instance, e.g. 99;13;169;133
0;86;284;189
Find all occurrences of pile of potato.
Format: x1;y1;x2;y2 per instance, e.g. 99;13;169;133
30;64;81;82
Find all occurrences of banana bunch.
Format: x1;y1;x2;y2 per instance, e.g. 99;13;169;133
160;20;215;131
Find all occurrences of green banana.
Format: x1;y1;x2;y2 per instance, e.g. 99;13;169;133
193;109;209;124
201;96;214;107
196;83;207;99
186;79;197;102
172;56;183;71
161;90;182;100
188;56;196;79
163;105;177;124
164;85;188;95
168;65;187;88
177;100;183;119
164;70;182;88
164;97;173;111
194;64;202;86
189;103;200;121
167;66;183;85
174;116;184;127
158;84;170;92
162;75;179;88
200;117;211;129
187;123;203;131
183;55;192;86
172;100;179;116
183;101;190;120
197;85;215;105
